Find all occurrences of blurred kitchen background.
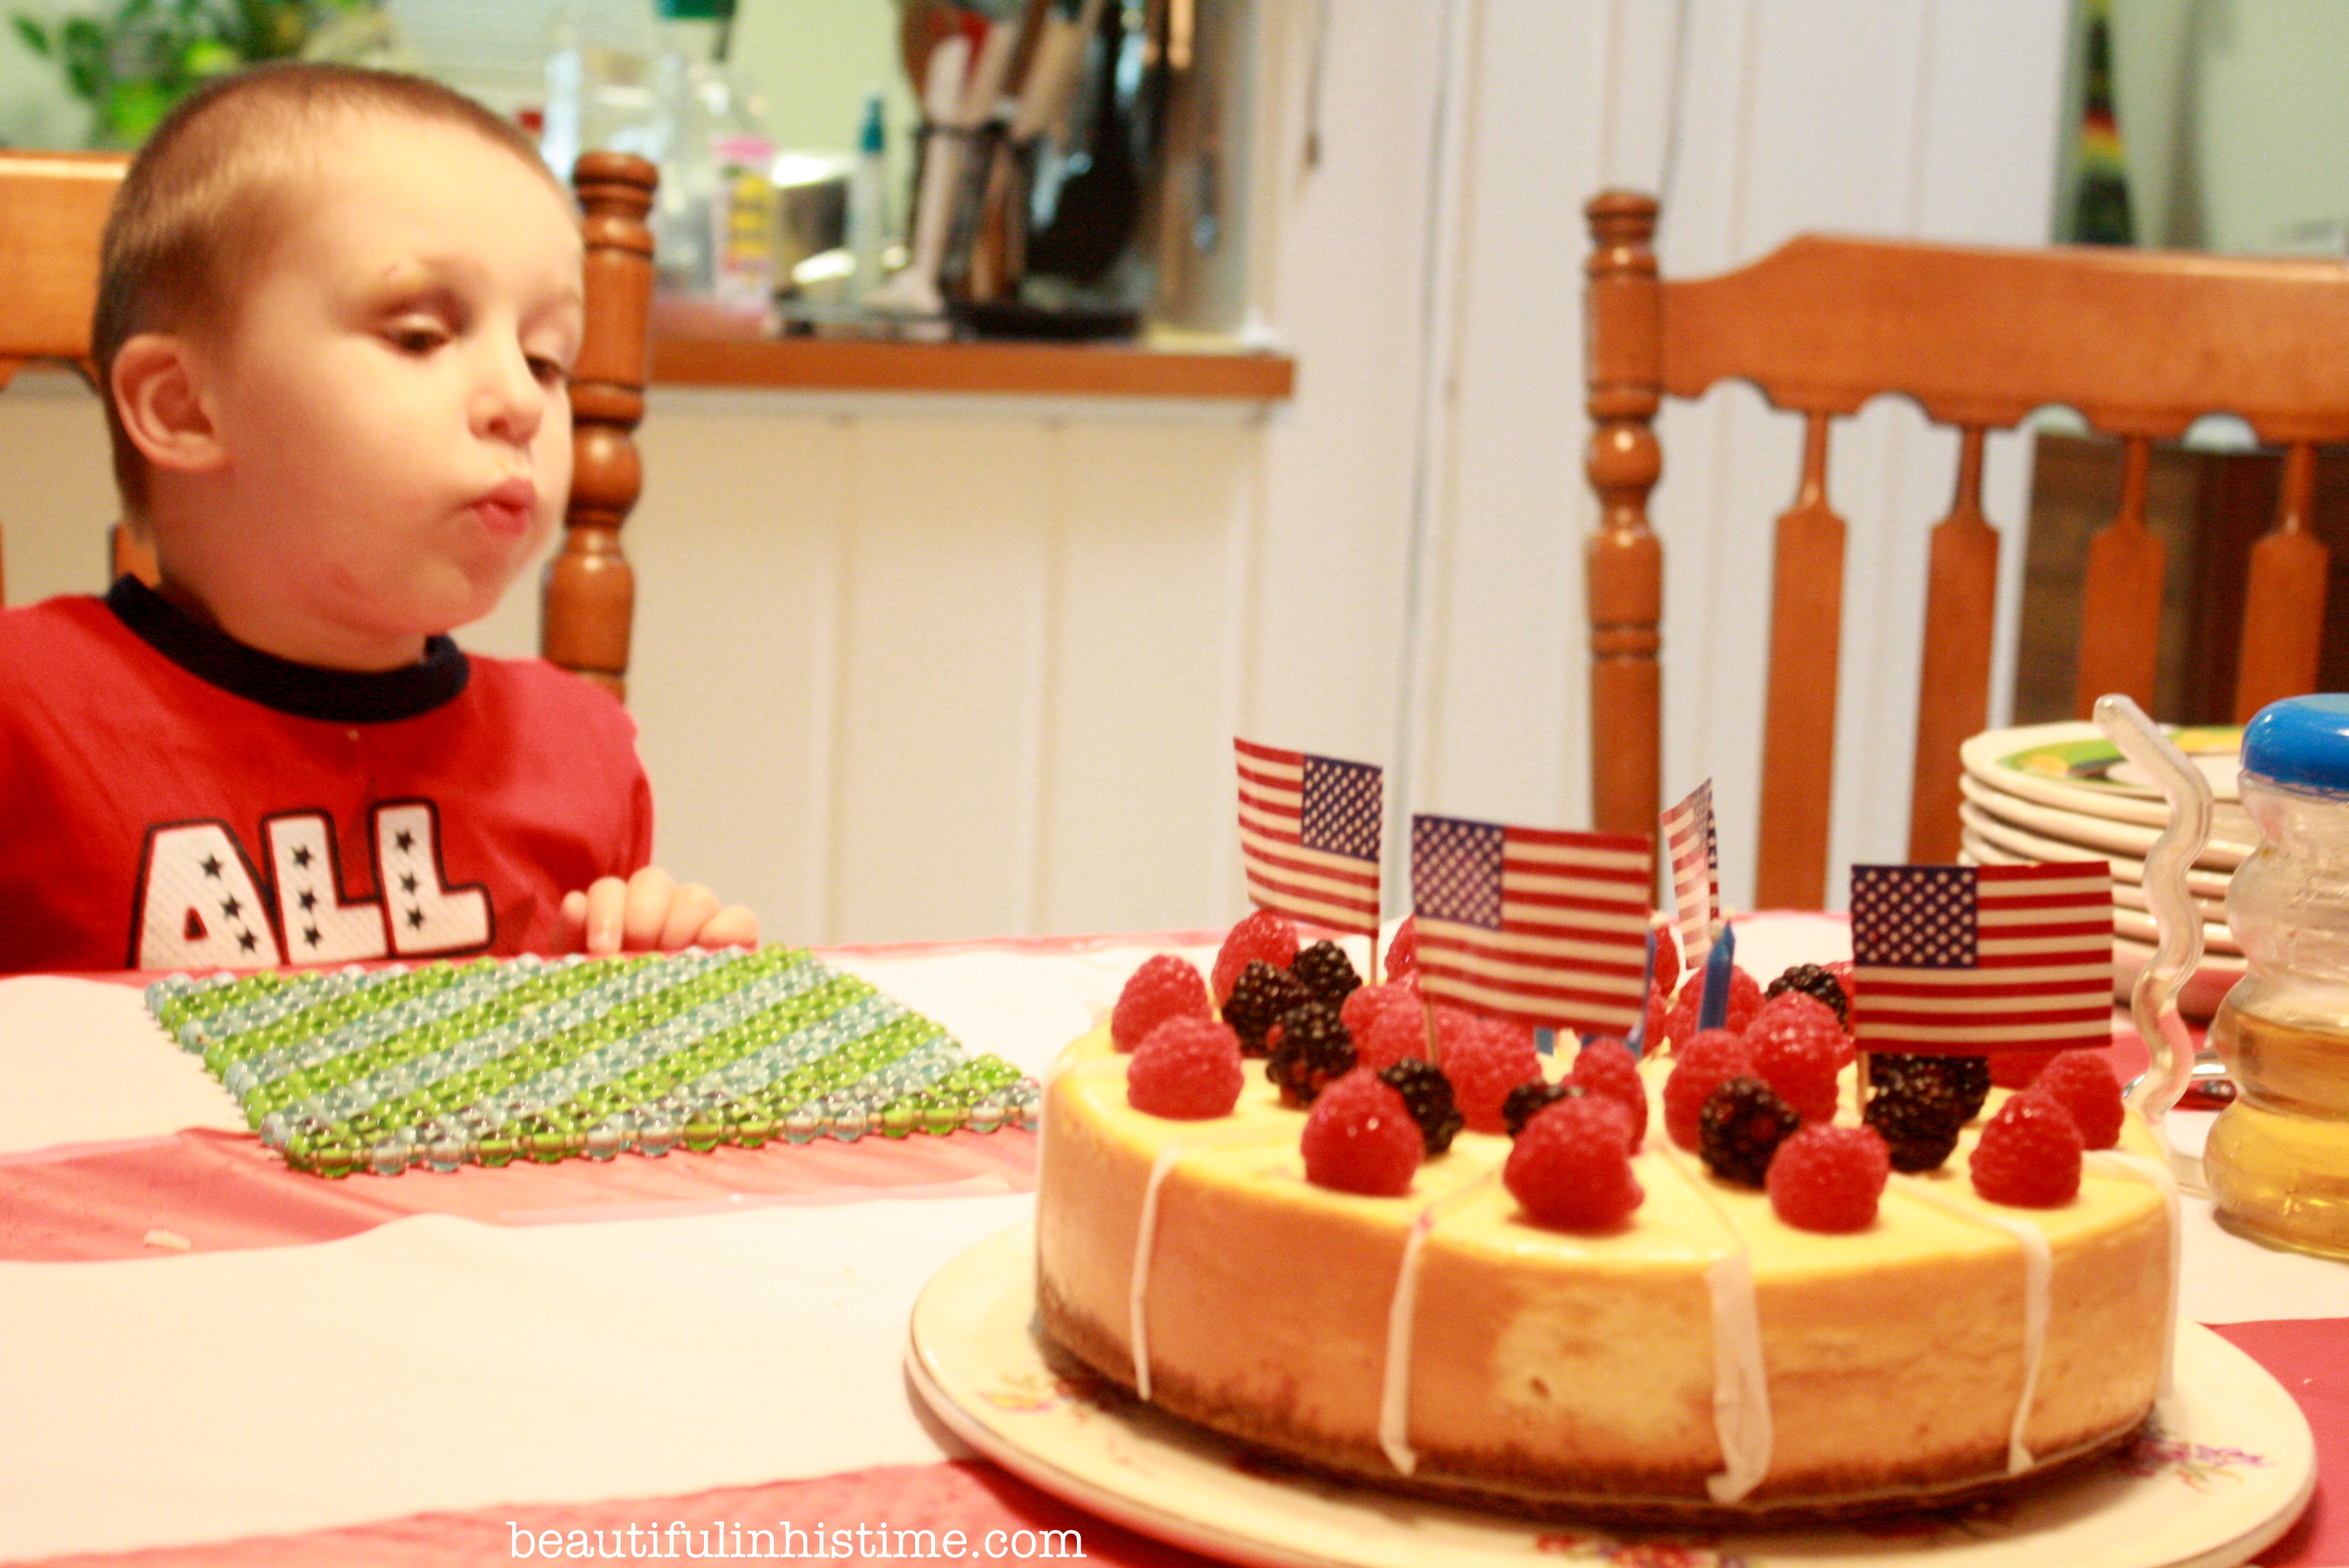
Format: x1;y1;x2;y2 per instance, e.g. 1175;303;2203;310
0;1;2343;940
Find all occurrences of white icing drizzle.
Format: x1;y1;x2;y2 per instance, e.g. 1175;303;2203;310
1653;1142;1774;1502
1703;1249;1774;1502
2086;1148;2183;1402
1889;1176;2052;1472
1128;1143;1184;1401
1376;1169;1499;1476
1122;1119;1289;1404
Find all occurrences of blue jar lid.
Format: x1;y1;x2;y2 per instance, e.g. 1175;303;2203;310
2241;694;2349;791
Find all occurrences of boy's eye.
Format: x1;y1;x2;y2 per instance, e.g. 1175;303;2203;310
527;355;570;387
386;324;446;354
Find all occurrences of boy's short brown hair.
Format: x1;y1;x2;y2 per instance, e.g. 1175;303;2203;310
96;62;563;516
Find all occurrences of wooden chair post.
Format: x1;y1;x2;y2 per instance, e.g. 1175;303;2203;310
544;151;655;700
1754;412;1846;909
1905;425;1999;867
2233;440;2327;720
1583;191;1664;842
2072;434;2162;716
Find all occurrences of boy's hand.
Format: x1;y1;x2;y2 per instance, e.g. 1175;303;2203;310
556;866;758;956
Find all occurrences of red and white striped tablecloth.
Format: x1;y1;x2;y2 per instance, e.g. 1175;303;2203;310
2;920;2341;1567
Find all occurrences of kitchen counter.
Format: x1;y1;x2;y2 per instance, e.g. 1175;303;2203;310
649;330;1295;402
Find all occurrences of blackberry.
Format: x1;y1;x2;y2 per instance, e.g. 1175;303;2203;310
1501;1078;1579;1138
1378;1058;1466;1153
1863;1086;1965;1173
1872;1053;1989;1121
1699;1076;1799;1188
1223;961;1311;1057
1862;1064;1975;1172
1265;1002;1356;1106
1290;940;1363;1007
1766;962;1849;1029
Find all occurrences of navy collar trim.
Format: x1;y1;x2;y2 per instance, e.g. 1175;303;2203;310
106;575;470;723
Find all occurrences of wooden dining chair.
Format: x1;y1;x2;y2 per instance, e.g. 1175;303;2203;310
1584;190;2349;908
0;147;654;699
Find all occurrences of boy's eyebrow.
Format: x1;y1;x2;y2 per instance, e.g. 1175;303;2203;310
359;258;586;320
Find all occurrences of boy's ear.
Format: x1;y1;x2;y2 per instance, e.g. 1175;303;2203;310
109;333;225;473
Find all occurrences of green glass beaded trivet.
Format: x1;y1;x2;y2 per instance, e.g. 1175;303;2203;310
145;947;1041;1179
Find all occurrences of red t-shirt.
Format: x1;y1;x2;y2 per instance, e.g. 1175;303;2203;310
0;580;652;973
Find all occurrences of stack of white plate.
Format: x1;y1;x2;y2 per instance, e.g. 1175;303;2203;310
1957;721;2253;1019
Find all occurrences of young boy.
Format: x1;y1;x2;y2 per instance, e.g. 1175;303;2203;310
0;63;754;972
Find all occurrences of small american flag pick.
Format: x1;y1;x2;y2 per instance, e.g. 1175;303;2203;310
1234;738;1383;937
1410;814;1654;1034
1660;780;1720;978
1849;862;2115;1055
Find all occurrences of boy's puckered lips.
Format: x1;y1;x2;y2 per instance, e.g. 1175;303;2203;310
473;477;537;538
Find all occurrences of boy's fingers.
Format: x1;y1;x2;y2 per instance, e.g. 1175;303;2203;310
553;888;590;952
620;865;678;950
699;905;759;950
582;875;630;954
658;882;721;950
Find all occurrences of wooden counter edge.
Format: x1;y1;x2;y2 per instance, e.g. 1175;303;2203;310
649;334;1295;402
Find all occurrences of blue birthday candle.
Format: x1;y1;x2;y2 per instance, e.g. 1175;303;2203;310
1697;922;1738;1032
1625;927;1658;1056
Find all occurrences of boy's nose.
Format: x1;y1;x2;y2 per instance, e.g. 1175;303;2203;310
471;341;546;444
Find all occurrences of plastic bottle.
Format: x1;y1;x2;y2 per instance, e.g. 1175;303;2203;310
539;2;660;180
847;92;888;305
648;0;775;314
2205;693;2349;1257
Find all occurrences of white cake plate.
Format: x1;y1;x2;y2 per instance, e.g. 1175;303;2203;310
908;1224;2314;1568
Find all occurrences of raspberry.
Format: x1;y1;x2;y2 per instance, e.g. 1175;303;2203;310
1291;939;1363;1007
1873;1053;1990;1122
2030;1051;2125;1149
1356;993;1431;1072
1765;963;1851;1030
1441;1011;1544;1133
1501;1078;1577;1136
1863;1078;1967;1172
1767;1123;1890;1232
1109;953;1212;1051
1638;987;1668;1054
1506;1096;1643;1229
1125;1017;1245;1119
1265;1002;1356;1107
1221;960;1310;1057
1673;1027;1751;1068
1700;1076;1799;1187
1663;1028;1753;1151
1383;917;1419;982
1969;1093;2085;1207
1377;1058;1465;1153
1662;964;1763;1051
1212;909;1300;1004
1752;988;1854;1068
1300;1068;1423;1195
1647;921;1682;998
1745;1009;1843;1123
1568;1036;1648;1150
1341;982;1415;1059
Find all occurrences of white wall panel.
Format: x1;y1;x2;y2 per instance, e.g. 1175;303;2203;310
1036;419;1260;935
1405;0;1617;833
822;414;1055;942
0;375;117;606
1240;0;1441;771
624;395;854;947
